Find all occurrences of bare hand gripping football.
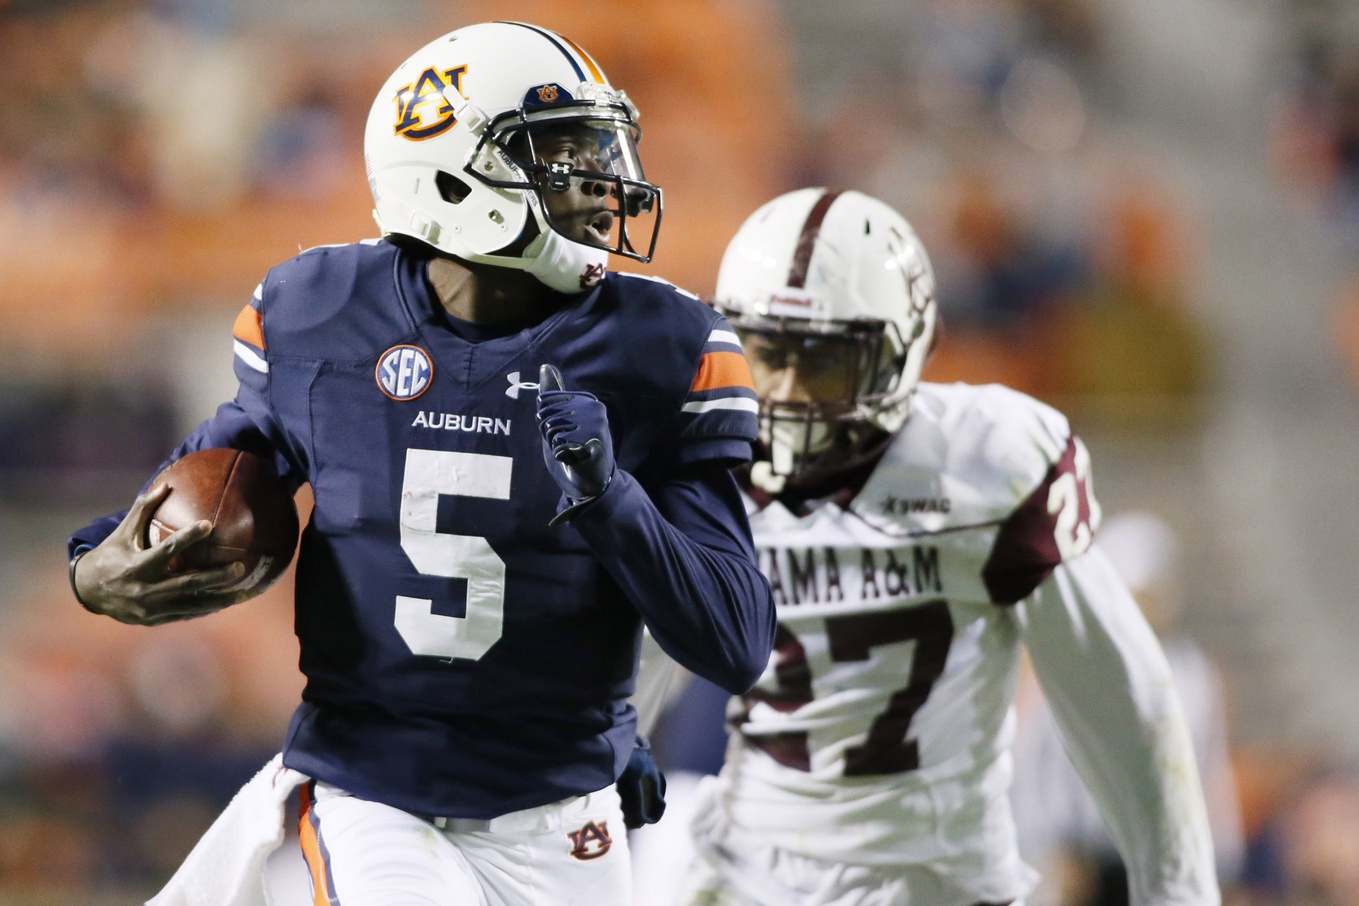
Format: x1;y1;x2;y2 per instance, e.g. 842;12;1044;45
536;363;616;525
71;449;298;625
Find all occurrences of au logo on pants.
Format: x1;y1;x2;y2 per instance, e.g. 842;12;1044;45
567;820;612;860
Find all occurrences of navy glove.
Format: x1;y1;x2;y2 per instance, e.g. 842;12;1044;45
536;364;616;526
617;736;667;830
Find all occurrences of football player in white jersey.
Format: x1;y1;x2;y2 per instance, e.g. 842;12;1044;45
671;188;1220;906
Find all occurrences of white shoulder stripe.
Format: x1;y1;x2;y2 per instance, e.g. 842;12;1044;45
708;329;741;348
234;340;269;373
252;283;263;302
682;397;759;414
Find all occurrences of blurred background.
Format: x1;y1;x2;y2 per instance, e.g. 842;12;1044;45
2;0;1359;902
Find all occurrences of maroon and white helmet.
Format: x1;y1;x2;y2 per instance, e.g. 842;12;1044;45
363;21;661;293
713;188;938;478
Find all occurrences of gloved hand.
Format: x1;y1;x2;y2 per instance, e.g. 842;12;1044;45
617;736;667;830
536;363;616;525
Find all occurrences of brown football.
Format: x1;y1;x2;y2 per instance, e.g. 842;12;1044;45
145;448;300;601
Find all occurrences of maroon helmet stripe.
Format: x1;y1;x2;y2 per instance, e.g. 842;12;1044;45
787;189;843;288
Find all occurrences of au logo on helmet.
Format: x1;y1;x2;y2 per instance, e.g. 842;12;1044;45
393;65;468;141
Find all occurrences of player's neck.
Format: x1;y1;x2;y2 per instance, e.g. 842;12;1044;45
427;256;560;325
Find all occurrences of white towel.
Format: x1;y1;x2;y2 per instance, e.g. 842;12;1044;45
147;753;309;906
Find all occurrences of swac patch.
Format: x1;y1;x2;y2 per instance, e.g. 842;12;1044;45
376;345;434;401
393;65;468;141
566;820;612;861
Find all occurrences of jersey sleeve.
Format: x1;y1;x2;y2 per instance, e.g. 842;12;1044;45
981;430;1102;605
231;282;270;397
570;463;776;695
66;281;305;560
675;317;759;466
1021;546;1220;906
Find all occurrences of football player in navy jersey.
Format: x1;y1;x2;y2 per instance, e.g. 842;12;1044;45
661;189;1219;906
66;21;774;906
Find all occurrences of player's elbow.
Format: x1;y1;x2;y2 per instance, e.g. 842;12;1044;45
663;609;774;695
717;653;769;695
698;651;767;695
713;594;776;694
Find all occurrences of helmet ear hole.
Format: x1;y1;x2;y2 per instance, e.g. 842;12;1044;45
436;171;472;204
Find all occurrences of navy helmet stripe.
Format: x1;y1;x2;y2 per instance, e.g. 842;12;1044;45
497;21;587;83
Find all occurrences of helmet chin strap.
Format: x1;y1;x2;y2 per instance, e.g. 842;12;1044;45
437;205;607;294
523;225;609;294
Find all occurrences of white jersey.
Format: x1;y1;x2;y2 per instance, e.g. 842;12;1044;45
695;382;1218;906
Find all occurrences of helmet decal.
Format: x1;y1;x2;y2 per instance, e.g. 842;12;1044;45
393;65;468;141
886;226;934;315
535;84;560;104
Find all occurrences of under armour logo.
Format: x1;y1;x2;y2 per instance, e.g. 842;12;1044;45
505;371;539;399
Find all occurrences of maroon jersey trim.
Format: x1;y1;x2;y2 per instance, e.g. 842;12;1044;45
982;433;1095;605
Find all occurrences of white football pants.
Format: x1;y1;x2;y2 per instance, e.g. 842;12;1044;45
299;780;632;905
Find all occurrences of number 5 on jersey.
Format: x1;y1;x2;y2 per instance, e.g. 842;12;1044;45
395;448;509;660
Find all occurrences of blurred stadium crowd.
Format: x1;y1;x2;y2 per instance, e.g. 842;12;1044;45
1;0;1358;903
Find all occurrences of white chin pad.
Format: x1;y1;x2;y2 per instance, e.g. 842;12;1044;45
524;226;610;294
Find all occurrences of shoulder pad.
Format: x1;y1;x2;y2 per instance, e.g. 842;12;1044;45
257;240;416;362
854;383;1072;529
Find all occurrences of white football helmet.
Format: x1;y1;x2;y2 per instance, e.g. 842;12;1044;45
363;21;662;294
713;188;938;480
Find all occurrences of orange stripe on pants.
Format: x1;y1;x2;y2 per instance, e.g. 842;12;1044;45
298;785;334;906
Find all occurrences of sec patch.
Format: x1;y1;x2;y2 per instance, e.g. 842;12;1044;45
376;345;433;401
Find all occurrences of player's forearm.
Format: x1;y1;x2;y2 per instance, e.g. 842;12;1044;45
569;470;775;694
1024;551;1220;906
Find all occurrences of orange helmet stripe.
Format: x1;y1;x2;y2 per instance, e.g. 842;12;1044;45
558;33;605;83
691;350;755;393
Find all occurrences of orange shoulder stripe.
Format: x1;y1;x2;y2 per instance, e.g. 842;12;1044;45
690;350;754;393
232;304;265;350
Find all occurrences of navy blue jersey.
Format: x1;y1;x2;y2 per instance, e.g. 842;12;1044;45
69;239;774;818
